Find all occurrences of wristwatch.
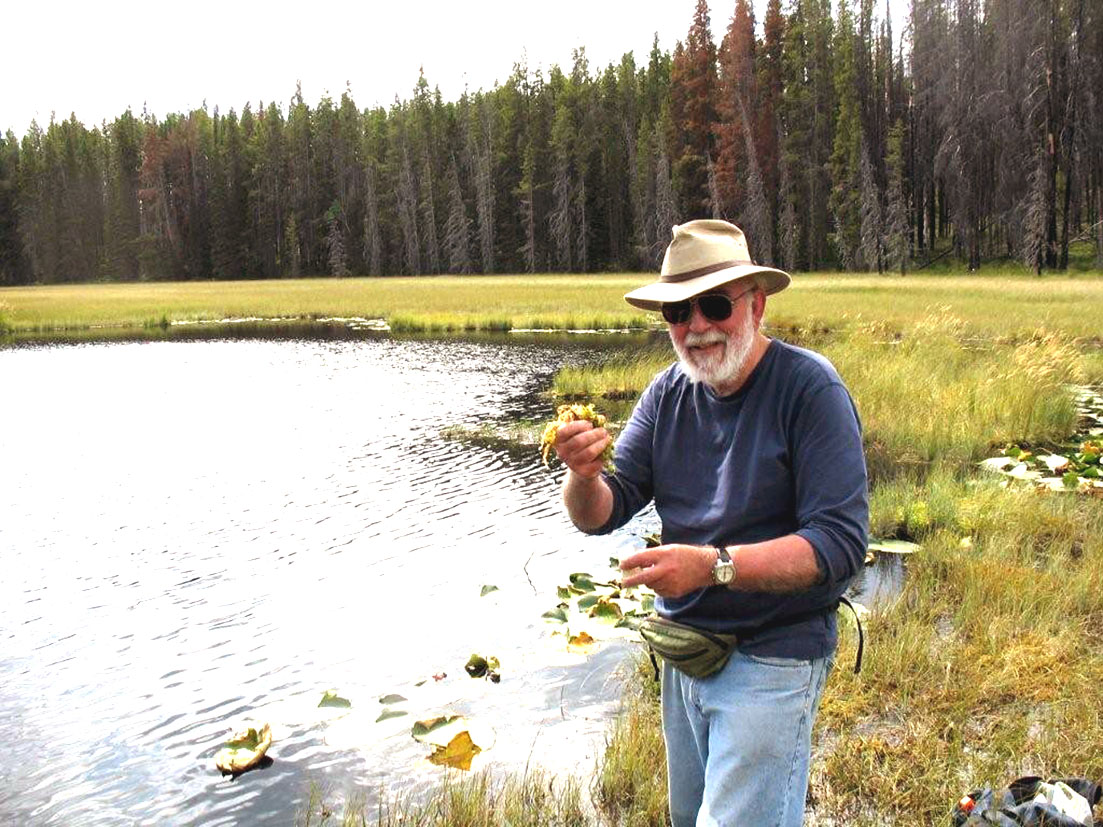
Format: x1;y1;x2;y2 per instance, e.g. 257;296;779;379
712;545;736;586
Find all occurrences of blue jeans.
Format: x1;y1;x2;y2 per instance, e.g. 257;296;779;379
662;650;832;827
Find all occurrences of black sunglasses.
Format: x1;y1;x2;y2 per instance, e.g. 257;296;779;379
660;289;752;325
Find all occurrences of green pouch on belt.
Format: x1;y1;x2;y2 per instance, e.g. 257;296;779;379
639;615;740;678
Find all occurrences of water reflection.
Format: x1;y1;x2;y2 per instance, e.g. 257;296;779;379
0;333;901;825
0;336;652;825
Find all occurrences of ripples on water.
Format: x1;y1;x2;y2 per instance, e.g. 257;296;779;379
0;336;660;825
0;334;896;825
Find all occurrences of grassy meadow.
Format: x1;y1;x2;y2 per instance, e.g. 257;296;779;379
2;271;1103;341
5;273;1103;825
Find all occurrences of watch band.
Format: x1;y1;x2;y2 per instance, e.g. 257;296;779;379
711;544;736;586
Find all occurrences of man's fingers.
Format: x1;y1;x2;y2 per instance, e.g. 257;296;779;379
620;549;660;570
555;426;610;469
554;419;597;443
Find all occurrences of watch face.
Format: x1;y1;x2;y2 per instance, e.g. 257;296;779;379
714;562;734;584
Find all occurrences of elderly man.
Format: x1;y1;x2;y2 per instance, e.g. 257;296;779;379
553;220;868;826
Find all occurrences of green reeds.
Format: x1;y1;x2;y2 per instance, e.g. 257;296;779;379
302;770;591;826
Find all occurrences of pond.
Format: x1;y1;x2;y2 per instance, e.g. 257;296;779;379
0;331;898;825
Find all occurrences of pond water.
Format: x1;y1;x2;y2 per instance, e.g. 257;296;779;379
0;332;898;825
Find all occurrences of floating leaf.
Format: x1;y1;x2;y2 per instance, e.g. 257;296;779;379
480;585;499;597
318;690;352;708
557;586;571;600
608;556;620;568
465;654;488;678
214;723;272;775
640;594;655;613
412;715;464;745
376;708;408;723
643;532;662;548
542;605;568;623
378;694;406;705
427;730;481;771
590;598;624;621
567;630;596;654
568;573;596;592
867;540;920;555
577;593;601;611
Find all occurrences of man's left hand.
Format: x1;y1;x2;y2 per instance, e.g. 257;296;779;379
619;544;716;598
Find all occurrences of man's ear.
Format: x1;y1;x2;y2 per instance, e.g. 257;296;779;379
752;289;766;328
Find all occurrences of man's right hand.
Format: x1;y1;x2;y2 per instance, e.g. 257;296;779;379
553;419;611;480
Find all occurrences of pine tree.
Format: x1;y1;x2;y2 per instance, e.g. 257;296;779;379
0;130;28;284
670;0;718;217
324;201;349;276
829;0;862;269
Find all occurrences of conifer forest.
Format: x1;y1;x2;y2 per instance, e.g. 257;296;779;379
1;0;1100;286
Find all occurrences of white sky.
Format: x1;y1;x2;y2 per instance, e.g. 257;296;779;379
3;0;908;137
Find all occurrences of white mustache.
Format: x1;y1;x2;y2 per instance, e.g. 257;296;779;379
683;331;728;347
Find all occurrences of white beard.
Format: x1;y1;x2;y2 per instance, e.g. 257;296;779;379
671;300;756;391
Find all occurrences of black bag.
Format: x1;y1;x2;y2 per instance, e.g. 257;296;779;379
952;776;1102;827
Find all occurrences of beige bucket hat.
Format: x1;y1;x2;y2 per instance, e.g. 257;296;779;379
624;219;791;311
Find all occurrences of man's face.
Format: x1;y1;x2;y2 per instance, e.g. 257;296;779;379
667;284;760;390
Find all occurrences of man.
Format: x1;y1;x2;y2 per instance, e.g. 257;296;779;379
553;219;868;826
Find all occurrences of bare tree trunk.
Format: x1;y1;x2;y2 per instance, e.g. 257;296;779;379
859;137;883;272
419;147;440;274
443;156;472;274
736;94;773;265
550;154;572;271
362;164;382;276
653;143;678;267
398;146;421;274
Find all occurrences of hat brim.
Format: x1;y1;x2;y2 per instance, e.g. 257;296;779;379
623;265;791;312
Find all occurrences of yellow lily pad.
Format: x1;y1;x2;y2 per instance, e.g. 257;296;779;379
427;729;481;771
214;723;272;775
567;630;596;654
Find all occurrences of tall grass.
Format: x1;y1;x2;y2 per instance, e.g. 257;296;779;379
301;770;591;826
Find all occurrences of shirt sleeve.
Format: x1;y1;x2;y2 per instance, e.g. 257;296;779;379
790;381;870;588
582;372;662;535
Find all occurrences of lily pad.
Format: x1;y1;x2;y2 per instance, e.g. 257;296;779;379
568;572;596;592
378;694;407;705
214;723;272;775
567;630;596;654
318;690;352;708
590;598;624;621
577;593;601;611
376;708;408;723
427;729;481;771
542;605;568;623
464;654;501;679
411;715;465;746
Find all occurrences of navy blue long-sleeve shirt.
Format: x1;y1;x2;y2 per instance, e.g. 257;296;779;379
588;338;869;660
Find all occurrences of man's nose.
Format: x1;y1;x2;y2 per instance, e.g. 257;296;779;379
687;301;713;332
